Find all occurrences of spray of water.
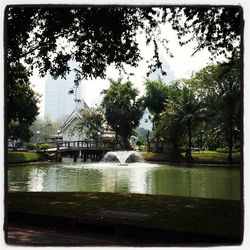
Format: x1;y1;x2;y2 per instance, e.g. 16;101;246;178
103;151;143;165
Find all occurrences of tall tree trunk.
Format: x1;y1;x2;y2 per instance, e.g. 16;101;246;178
227;120;233;163
171;140;181;162
186;119;193;162
153;115;160;152
122;134;129;150
146;130;150;152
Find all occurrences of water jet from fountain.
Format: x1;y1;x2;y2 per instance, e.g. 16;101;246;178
103;151;143;165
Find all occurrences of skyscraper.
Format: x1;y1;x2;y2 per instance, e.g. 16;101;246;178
44;73;82;121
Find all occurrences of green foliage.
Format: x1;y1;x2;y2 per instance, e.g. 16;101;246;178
8;121;33;144
168;7;241;58
71;107;105;140
101;78;144;148
6;7;169;82
25;143;37;150
6;6;241;93
7;63;40;143
38;143;51;150
135;127;153;144
233;142;241;151
6;7;241;158
143;79;168;119
156;83;205;160
151;57;241;163
190;58;241;162
216;147;230;153
142;79;169;152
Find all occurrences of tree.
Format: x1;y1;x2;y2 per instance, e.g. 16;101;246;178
7;63;40;143
6;6;241;138
143;79;168;151
190;59;241;163
70;108;105;140
6;7;169;82
167;6;241;59
6;6;241;83
135;127;153;145
157;83;205;161
101;78;144;149
143;79;168;128
8;122;33;149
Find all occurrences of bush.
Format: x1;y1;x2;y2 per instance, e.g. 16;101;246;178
38;143;51;150
138;145;147;151
25;143;37;150
216;147;237;153
233;142;241;151
216;147;229;153
179;147;186;153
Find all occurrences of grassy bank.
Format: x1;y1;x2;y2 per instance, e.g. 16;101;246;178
142;150;241;164
7;151;43;164
8;192;241;240
191;150;241;164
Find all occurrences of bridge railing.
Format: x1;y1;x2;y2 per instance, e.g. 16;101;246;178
57;140;121;150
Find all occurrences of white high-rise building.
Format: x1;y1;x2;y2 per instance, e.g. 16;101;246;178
44;73;82;122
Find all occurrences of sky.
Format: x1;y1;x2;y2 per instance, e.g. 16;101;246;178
30;21;216;119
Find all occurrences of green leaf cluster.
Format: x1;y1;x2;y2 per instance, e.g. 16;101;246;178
101;78;144;148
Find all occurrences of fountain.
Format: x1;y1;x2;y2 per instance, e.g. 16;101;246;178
103;151;143;165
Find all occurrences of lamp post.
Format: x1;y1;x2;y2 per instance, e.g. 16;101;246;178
57;130;61;141
97;131;101;148
36;131;40;149
56;129;60;150
56;130;61;161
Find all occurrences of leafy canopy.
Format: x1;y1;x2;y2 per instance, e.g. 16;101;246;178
189;59;241;162
5;6;242;145
6;6;242;82
7;63;40;142
101;78;144;148
70;108;105;140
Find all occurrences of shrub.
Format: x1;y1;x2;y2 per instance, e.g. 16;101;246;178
38;143;51;150
216;147;237;153
233;142;241;151
25;143;37;150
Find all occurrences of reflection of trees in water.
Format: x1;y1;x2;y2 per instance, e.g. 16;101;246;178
8;164;240;200
146;166;239;200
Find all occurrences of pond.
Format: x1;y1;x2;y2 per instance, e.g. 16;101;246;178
8;162;240;200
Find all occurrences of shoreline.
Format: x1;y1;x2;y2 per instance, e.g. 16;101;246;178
7;159;241;168
144;160;241;168
8;160;53;166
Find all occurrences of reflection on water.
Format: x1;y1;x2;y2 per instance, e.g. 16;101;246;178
8;162;240;200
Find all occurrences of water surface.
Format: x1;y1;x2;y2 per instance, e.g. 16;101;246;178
8;162;240;200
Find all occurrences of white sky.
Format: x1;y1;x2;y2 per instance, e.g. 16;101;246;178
30;22;217;117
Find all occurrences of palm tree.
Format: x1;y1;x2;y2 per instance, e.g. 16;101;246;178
206;75;240;163
169;86;205;161
196;59;241;163
143;79;168;151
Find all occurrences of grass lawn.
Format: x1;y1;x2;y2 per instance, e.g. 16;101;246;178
142;150;241;164
7;151;42;164
191;150;241;164
8;192;241;241
141;151;170;162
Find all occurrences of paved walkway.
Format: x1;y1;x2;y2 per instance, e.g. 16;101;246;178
6;223;165;246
